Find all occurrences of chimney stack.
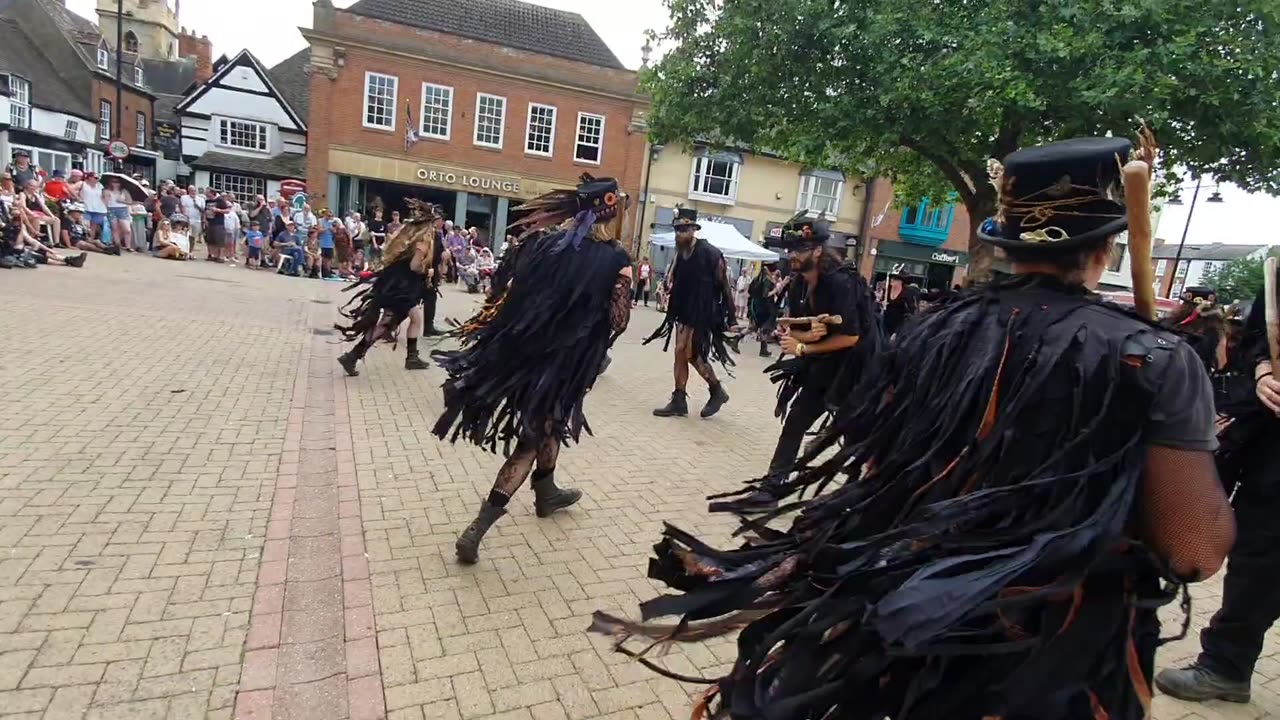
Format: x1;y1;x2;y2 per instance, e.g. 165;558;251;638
178;30;213;84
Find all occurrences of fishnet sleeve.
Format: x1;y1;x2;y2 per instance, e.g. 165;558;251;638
610;273;633;334
1139;445;1236;581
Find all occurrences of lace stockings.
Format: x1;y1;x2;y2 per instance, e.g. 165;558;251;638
487;434;561;508
673;325;718;390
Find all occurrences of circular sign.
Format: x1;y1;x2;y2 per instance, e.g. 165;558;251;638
106;140;130;160
291;192;309;211
279;179;306;199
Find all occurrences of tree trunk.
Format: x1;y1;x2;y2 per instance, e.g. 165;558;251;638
963;185;998;285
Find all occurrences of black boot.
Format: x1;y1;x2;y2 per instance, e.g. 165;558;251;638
455;503;506;564
653;390;689;417
701;383;730;418
404;339;428;370
759;340;771;358
337;351;360;377
1154;664;1251;703
532;471;582;518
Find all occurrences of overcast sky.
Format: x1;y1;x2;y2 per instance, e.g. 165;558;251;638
65;0;666;70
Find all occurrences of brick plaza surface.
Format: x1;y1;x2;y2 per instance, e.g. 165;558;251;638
0;256;1275;720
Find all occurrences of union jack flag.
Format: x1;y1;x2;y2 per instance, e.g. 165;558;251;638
405;100;419;152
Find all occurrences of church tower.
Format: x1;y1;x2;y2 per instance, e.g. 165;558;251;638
96;0;181;60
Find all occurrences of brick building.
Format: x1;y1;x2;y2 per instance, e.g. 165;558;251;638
857;178;974;289
300;0;648;247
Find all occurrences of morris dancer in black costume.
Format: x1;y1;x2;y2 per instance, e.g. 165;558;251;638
719;213;878;509
433;176;633;564
1156;273;1280;705
647;209;738;418
593;136;1236;720
335;202;441;374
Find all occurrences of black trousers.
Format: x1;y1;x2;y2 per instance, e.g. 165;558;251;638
767;382;828;477
423;285;439;330
1199;443;1280;682
634;283;650;306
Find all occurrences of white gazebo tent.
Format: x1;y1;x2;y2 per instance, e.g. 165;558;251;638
648;221;779;261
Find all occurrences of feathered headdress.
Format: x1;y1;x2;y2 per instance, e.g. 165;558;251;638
509;174;625;248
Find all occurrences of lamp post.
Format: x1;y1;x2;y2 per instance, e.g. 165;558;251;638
1165;178;1225;297
114;0;124;171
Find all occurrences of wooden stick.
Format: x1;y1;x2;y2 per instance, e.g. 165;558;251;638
1265;256;1279;366
1123;159;1156;321
1124;126;1159;321
777;314;843;326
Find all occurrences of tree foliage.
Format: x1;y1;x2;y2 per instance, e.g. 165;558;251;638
1200;249;1280;304
643;0;1280;278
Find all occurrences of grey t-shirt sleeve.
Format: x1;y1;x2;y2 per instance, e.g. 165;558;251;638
1146;342;1218;451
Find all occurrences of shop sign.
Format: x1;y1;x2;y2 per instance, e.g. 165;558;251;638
106;140;130;160
416;166;520;194
931;250;962;264
875;239;968;266
153;122;180;161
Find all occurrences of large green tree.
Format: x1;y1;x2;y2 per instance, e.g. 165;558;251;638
643;0;1280;279
1200;248;1280;304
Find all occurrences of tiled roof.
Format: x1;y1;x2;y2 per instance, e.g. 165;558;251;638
345;0;624;70
266;50;310;125
153;93;184;124
189;151;307;180
0;18;89;119
1151;243;1264;261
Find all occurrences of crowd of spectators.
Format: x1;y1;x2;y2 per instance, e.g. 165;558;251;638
3;151;501;281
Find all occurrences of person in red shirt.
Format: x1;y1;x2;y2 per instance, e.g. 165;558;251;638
43;170;72;203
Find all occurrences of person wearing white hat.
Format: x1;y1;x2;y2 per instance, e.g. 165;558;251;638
62;202;116;255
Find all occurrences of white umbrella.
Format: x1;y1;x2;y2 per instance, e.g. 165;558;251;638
100;173;151;202
649;220;779;261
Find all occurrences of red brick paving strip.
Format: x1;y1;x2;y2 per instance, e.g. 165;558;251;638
234;304;385;720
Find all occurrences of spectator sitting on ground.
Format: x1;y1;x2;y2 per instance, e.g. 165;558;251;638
273;219;305;276
351;249;366;274
0;171;17;216
5;201;85;267
62;203;116;254
153;214;191;260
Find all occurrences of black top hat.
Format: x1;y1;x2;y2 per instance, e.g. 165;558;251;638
978;137;1132;251
575;175;623;219
671;208;701;231
768;211;829;250
1181;286;1217;304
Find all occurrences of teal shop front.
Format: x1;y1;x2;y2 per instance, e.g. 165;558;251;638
872;240;968;289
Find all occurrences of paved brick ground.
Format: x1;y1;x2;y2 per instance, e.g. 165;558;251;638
0;256;1276;720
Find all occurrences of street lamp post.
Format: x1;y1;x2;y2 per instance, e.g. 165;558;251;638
1166;177;1202;298
114;0;124;171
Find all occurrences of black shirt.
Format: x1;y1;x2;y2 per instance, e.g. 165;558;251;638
788;266;875;375
368;219;386;240
158;193;180;217
66;221;89;243
1146;341;1219;452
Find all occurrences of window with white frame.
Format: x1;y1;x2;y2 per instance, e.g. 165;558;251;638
419;83;452;140
210;173;266;200
217;118;268;152
8;75;29;129
64;119;79;140
689;155;742;203
98;100;111;140
797;174;842;215
525;103;555;156
96;42;109;70
574;112;604;164
363;72;397;130
133;64;144;87
136;112;146;147
474;93;506;148
12;145;71;175
1154;259;1168;277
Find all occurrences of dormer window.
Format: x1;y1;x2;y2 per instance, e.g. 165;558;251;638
124;31;139;54
96;41;109;70
133;64;144;87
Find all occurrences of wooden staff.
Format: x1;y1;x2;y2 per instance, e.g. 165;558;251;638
1265;256;1280;366
1123;128;1158;321
778;314;843;326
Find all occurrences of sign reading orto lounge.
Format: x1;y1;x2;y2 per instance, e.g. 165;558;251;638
416;166;520;194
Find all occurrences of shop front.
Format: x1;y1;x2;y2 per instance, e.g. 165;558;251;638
872;239;968;290
327;149;571;250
